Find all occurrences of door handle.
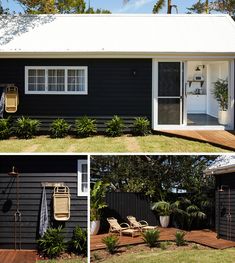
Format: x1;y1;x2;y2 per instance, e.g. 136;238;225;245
185;83;187;98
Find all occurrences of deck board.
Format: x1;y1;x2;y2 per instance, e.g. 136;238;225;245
160;130;235;151
0;250;36;263
90;228;235;251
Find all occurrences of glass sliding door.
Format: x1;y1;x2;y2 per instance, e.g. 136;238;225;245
157;62;184;125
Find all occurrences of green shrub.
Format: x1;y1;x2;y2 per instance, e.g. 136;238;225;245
0;117;11;139
142;229;160;248
160;242;167;250
75;117;97;138
106;115;124;137
192;244;199;249
102;235;119;254
132;117;151;136
14;116;40;139
175;231;186;246
69;226;87;256
50;118;70;138
37;226;66;259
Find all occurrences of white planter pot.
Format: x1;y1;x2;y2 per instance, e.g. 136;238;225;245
218;110;228;125
90;220;100;235
160;216;170;228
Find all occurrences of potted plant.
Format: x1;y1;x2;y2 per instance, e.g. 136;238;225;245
151;201;172;228
90;181;109;235
212;78;228;125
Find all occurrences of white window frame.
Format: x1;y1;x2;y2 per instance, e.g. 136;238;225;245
25;66;88;95
77;160;88;197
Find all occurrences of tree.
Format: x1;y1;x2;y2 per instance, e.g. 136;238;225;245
153;0;172;14
187;0;234;15
187;0;211;14
17;0;111;14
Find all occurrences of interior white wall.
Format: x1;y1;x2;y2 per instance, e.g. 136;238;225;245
207;62;228;118
187;61;206;94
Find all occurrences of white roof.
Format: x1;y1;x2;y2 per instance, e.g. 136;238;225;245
0;14;235;57
204;155;235;175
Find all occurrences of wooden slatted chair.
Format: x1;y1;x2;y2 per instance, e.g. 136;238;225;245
5;85;19;113
53;186;71;221
127;215;158;231
107;217;139;237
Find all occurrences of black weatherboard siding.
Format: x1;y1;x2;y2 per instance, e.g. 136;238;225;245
0;156;87;249
215;173;235;241
0;58;152;128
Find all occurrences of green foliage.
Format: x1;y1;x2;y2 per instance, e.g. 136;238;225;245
132;117;151;136
142;229;160;248
106;115;125;137
14;116;40;139
187;0;211;14
91;156;216;201
153;0;166;13
212;78;228;111
102;235;119;254
175;231;186;246
90;181;109;221
69;226;87;256
75;117;97;138
50;119;70;138
192;244;199;249
160;242;167;250
0;117;12;140
18;0;111;14
37;226;66;259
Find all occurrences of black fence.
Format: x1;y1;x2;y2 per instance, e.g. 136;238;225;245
101;192;158;233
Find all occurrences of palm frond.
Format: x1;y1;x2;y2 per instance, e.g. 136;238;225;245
153;0;165;13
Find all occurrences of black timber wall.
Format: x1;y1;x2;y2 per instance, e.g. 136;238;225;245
101;192;157;233
215;173;235;241
0;155;87;249
0;58;152;129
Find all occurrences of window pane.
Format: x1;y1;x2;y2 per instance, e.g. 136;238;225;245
28;69;45;91
81;164;87;193
48;69;65;91
68;69;85;92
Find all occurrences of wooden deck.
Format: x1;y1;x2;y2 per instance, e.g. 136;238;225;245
0;250;36;263
91;228;235;251
160;130;235;151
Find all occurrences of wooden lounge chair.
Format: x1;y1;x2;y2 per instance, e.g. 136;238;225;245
127;215;158;231
107;217;139;237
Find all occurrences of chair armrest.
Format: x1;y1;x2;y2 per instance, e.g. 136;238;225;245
139;220;148;226
120;222;130;229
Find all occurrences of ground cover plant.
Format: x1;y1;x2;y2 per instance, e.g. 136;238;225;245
50;118;70;138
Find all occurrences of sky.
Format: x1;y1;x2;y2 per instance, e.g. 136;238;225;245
2;0;197;14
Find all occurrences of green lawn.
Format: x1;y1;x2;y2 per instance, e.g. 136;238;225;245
0;135;230;153
102;248;235;263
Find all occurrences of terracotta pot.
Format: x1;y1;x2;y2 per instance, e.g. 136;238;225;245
159;216;170;228
218;110;228;125
90;220;100;235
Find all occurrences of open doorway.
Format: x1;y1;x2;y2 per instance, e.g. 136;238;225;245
186;61;230;129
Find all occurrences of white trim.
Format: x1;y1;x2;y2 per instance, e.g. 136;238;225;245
1;53;235;59
25;66;88;95
228;60;235;130
152;59;158;130
77;160;88;197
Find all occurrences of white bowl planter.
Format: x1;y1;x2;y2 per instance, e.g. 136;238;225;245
218;110;228;125
90;220;100;235
160;216;170;228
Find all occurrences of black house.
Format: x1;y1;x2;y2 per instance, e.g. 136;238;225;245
0;14;235;131
204;156;235;241
0;155;88;249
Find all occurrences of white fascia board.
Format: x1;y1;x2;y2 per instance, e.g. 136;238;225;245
204;165;235;176
0;52;235;59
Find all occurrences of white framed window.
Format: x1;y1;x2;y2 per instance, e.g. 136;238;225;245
77;160;88;196
25;66;88;95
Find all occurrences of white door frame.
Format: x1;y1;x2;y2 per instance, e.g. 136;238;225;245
152;58;234;131
152;59;185;130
